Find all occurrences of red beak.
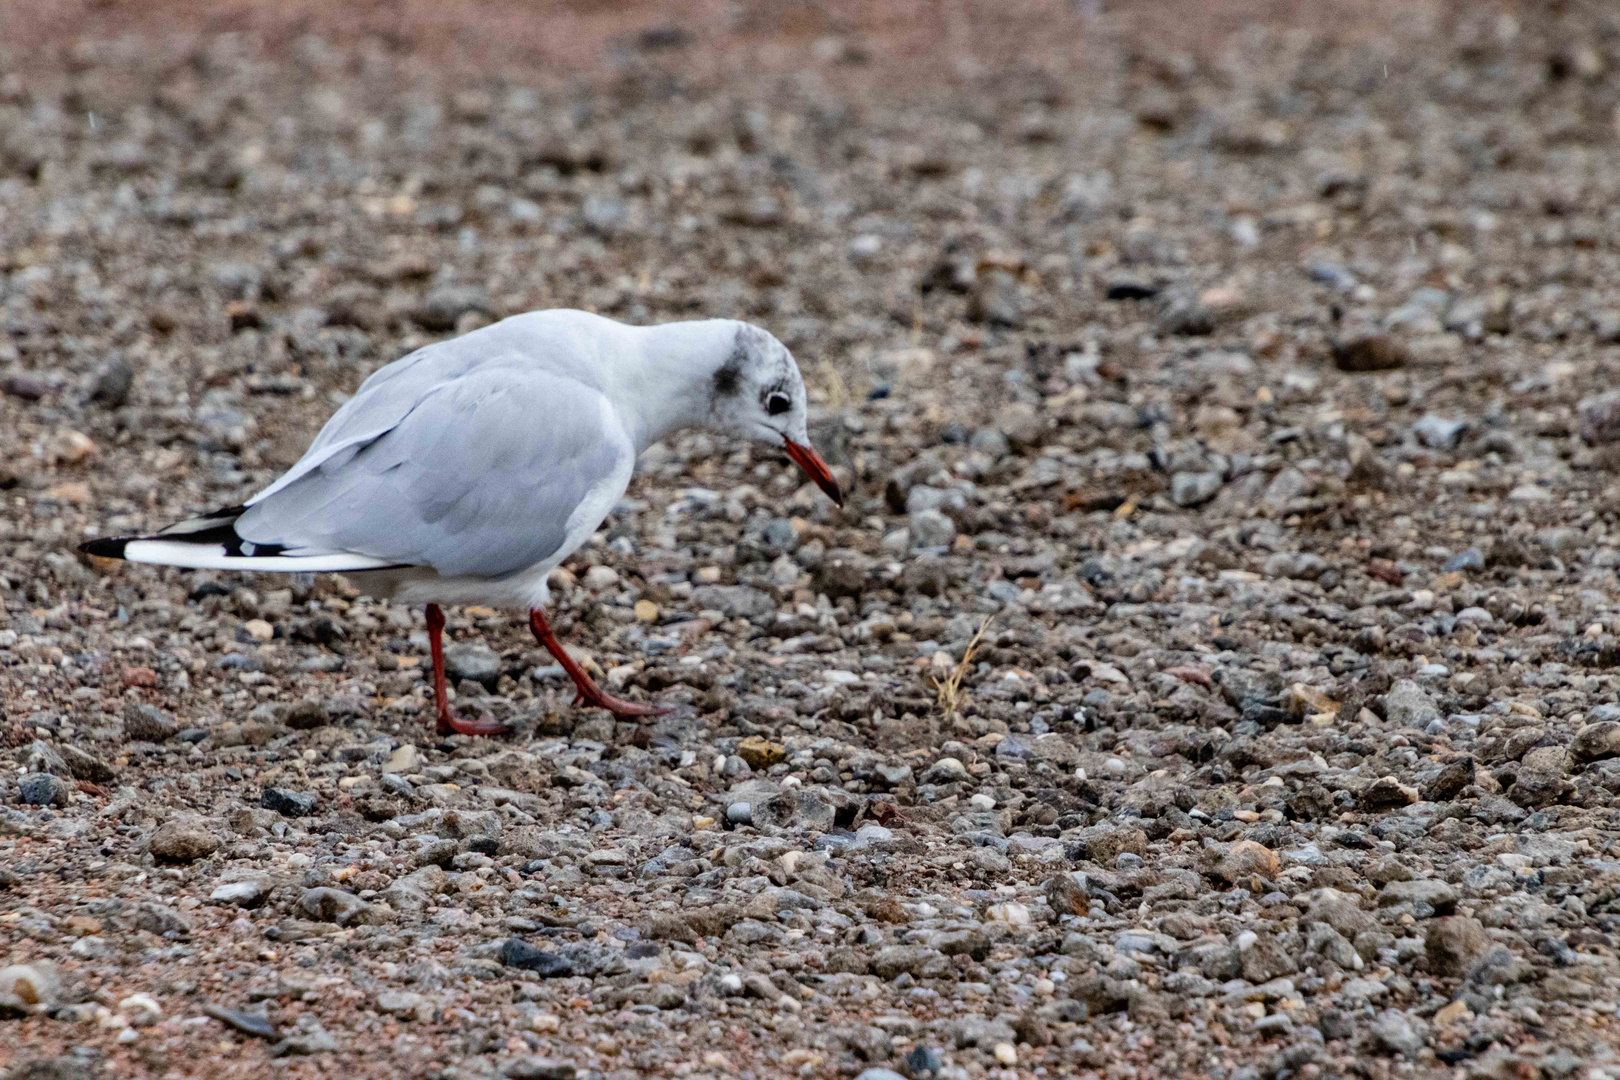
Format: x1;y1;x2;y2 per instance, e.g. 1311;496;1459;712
783;438;844;507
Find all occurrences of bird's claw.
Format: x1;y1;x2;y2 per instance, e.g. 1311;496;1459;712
436;711;510;737
578;689;670;719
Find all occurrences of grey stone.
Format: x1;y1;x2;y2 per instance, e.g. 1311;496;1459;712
500;938;573;977
690;585;775;620
1573;722;1620;763
444;642;502;691
909;508;956;550
412;284;490;331
148;817;220;862
297;887;377;926
1368;1009;1427;1058
504;1059;577;1080
1170;471;1223;507
1382;680;1441;729
123;702;177;742
262;788;318;817
1412;414;1467;450
1425;916;1489;977
17;772;68;807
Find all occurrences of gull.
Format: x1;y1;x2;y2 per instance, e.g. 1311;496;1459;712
82;309;843;736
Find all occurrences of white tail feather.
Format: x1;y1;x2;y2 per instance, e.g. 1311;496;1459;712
120;540;398;573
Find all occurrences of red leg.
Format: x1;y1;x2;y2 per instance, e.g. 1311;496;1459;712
529;608;668;718
425;603;508;737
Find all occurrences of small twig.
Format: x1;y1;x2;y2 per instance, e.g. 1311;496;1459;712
932;614;994;717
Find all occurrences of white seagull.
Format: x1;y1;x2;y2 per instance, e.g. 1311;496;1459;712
83;310;843;736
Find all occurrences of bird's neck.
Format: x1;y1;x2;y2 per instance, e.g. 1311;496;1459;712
610;319;740;453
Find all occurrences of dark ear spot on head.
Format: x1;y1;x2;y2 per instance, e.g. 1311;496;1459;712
715;325;757;397
713;358;742;396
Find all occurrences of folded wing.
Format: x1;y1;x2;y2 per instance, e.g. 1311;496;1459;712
235;368;631;578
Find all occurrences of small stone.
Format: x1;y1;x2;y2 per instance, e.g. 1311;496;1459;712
119;992;162;1026
88;358;134;407
0;963;58;1007
1423;757;1474;802
444;642;502;692
385;745;423;773
1044;873;1089;916
1333;334;1407;372
262;788;318;817
909;508;956;550
1379;879;1456;916
874;763;913;787
1215;840;1277;884
20;741;68;776
904;1047;944;1075
375;990;425;1017
725;802;753;825
993;1043;1018;1066
1413;414;1469;450
690;584;775;620
122;702;177;742
922;757;969;784
242;618;274;642
17;772;69;807
57;744;115;782
499;938;573;977
1573;722;1620;763
1359;775;1419;811
985;902;1031;926
210;880;270;908
504;1059;578;1080
283;700;329;730
634;600;659;622
1382;680;1441;729
853;1071;908;1080
1170;471;1223;507
1368;1008;1427;1059
1579;390;1620;445
203;1004;279;1040
412;284;490;331
297;887;376;926
1433;999;1473;1027
968;269;1023;327
1425;915;1489;977
735;736;786;770
270;1027;340;1057
149;817;220;862
583;565;620;590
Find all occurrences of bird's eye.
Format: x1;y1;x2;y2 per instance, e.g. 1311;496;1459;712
766;392;791;416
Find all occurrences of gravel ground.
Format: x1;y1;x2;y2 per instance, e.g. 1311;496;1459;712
6;3;1620;1078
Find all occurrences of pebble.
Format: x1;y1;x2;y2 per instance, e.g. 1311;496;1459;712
17;772;69;807
210;879;270;907
148;818;221;862
261;788;318;817
122;703;177;742
203;1004;279;1040
499;938;574;977
444;642;502;690
504;1060;577;1080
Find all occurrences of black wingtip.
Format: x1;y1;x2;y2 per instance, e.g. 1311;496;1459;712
80;537;130;560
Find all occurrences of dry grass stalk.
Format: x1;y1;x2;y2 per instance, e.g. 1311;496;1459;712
933;614;994;717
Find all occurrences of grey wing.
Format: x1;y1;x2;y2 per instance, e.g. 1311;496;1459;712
245;339;507;508
235;370;631;578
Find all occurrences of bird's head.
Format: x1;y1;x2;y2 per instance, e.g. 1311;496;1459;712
708;322;843;507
